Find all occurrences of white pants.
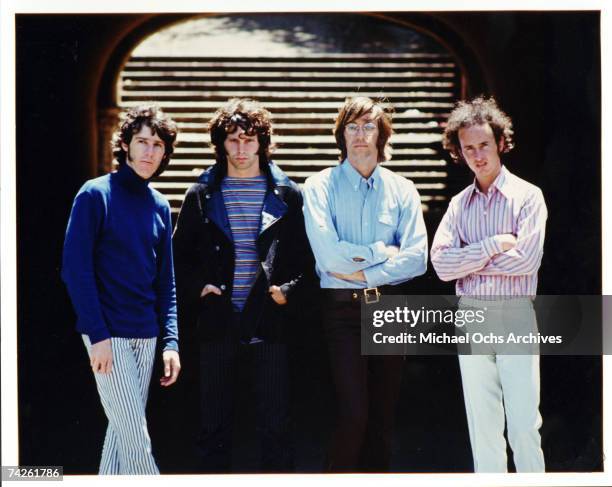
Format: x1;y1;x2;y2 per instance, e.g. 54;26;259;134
457;298;545;473
82;335;159;475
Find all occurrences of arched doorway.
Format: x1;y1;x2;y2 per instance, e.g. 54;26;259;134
101;13;478;216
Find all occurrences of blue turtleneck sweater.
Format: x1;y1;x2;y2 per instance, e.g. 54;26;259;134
61;164;178;350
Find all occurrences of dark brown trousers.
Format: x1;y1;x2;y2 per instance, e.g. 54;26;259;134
322;292;404;472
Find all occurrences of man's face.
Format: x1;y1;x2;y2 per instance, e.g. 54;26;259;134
458;123;504;185
121;125;166;180
224;126;260;176
344;113;379;161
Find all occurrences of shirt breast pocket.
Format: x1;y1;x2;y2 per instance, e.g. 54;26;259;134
376;210;398;243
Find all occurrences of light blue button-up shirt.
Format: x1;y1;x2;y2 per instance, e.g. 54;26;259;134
303;159;428;289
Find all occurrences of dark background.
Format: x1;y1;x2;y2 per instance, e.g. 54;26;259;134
15;11;602;473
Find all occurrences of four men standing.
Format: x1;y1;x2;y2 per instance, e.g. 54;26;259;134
63;96;547;474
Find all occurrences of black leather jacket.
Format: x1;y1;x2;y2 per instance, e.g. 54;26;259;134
173;161;314;343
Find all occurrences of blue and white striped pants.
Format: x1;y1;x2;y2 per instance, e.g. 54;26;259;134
82;335;159;475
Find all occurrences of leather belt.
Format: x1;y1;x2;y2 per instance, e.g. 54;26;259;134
322;285;397;305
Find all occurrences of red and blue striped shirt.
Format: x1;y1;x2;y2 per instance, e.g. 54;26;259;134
221;175;267;311
431;165;547;298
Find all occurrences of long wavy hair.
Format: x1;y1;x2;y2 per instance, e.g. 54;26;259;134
111;104;178;178
442;96;515;163
208;98;275;179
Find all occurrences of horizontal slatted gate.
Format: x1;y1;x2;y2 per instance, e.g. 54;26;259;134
118;54;460;215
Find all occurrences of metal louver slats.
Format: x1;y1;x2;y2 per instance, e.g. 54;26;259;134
118;54;460;214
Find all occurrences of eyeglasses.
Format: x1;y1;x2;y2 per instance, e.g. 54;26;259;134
345;122;378;135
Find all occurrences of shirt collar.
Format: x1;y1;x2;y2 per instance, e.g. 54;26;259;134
341;158;380;191
468;164;514;200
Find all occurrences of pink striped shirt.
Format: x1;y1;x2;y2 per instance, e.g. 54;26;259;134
431;165;547;297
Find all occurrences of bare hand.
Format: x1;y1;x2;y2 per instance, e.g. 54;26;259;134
160;350;181;387
200;284;222;298
384;245;400;259
495;234;518;252
331;270;367;282
91;338;113;374
269;285;287;305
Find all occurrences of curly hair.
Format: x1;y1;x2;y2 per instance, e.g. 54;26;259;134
334;96;393;163
111;104;178;178
208;98;274;176
442;96;515;163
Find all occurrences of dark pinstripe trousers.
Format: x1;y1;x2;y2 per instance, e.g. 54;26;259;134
197;340;292;472
82;335;159;475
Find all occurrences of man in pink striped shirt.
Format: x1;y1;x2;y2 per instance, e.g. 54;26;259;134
431;97;547;472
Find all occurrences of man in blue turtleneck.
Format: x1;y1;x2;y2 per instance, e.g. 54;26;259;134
61;105;181;475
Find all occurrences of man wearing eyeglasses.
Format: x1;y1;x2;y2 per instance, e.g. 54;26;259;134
302;96;428;472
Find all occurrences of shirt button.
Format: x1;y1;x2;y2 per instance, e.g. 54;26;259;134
205;194;211;199
483;211;487;216
204;218;209;223
220;284;227;291
215;245;220;251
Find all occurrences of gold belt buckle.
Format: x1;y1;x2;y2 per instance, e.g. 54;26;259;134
363;287;380;304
